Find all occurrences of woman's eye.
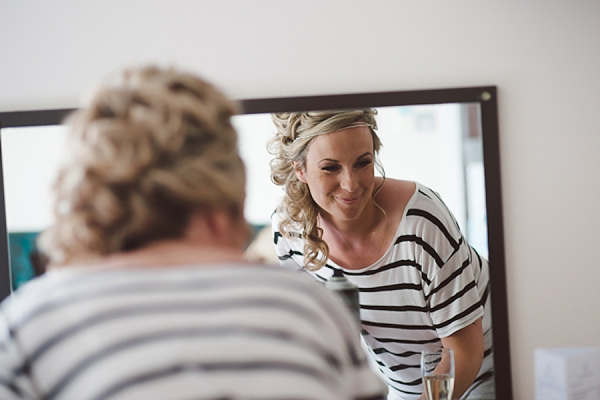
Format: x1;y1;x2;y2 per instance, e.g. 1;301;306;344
321;165;340;172
355;160;372;168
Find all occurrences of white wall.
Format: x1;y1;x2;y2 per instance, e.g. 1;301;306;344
1;1;599;398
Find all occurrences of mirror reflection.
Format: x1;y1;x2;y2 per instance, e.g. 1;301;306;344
1;101;498;399
235;104;493;399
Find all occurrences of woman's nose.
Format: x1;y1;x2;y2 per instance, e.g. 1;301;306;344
340;169;359;192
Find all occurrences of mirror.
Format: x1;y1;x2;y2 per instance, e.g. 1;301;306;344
0;86;511;399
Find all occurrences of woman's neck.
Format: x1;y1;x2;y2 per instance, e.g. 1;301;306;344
319;199;384;243
59;240;246;270
317;179;414;269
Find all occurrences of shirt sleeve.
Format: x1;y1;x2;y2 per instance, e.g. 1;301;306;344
426;239;485;338
415;186;486;338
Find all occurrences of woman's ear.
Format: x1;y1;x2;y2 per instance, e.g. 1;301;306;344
292;162;307;183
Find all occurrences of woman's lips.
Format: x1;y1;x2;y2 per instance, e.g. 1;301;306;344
336;195;360;205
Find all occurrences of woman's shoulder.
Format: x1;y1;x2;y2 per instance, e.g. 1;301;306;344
407;183;455;218
378;177;417;197
376;178;417;214
401;183;464;240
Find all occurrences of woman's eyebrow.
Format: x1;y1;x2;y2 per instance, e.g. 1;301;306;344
318;152;373;164
318;158;339;163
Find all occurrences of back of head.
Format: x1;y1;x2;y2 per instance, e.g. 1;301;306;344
39;66;245;266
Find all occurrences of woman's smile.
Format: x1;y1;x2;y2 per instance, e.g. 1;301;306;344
335;193;361;205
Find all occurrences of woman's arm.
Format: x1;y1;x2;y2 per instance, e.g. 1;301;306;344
441;318;484;399
419;318;484;399
418;319;484;399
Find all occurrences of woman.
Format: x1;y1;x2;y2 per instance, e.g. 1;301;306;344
269;109;494;399
0;67;387;400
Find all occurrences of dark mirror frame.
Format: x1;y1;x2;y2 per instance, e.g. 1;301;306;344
0;86;512;399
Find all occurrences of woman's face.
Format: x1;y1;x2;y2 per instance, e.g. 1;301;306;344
295;126;376;223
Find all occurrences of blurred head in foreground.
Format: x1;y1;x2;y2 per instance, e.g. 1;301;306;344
39;65;248;266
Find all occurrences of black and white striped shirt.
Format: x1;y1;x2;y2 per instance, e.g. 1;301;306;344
272;183;494;399
0;264;387;400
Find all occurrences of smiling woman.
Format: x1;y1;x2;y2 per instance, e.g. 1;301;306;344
0;85;511;399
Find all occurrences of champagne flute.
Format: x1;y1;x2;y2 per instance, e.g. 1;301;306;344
421;348;455;400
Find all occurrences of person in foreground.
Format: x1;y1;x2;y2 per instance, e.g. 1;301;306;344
268;109;494;399
0;66;387;400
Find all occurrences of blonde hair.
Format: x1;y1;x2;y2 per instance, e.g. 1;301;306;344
38;65;245;266
268;109;383;270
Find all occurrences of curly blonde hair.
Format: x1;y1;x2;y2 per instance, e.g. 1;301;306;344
38;65;245;266
268;109;383;270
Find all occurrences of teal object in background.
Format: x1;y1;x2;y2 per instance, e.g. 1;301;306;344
8;232;41;290
7;226;268;291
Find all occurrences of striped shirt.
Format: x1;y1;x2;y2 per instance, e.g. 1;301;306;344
272;183;494;399
0;264;387;400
